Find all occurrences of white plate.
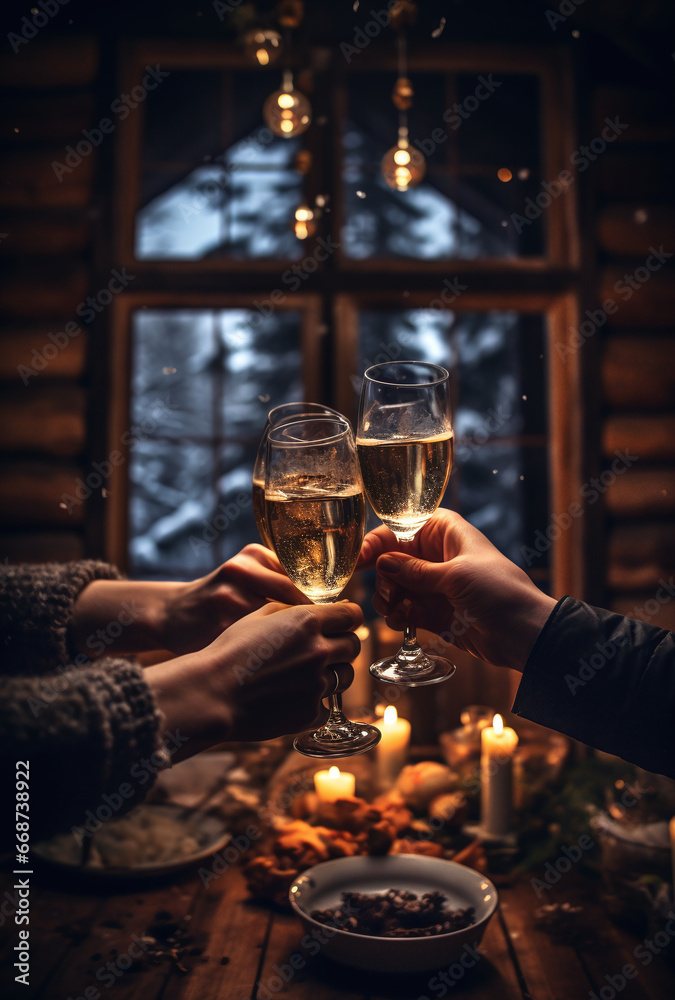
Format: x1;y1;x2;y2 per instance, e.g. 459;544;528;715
289;854;497;973
33;803;231;880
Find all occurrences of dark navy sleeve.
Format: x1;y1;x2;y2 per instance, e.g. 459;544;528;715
512;596;675;779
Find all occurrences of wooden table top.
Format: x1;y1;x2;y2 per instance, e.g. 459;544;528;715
2;861;674;1000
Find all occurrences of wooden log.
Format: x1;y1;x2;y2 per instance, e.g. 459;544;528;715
0;325;85;379
608;521;675;591
0;461;85;525
0;385;85;455
602;335;675;408
599;267;675;325
605;467;675;517
0;93;96;143
0;261;88;319
592;86;675;143
597;205;675;257
595;149;675;200
0;147;93;208
0;36;98;88
0;214;90;257
603;415;675;460
0;530;84;563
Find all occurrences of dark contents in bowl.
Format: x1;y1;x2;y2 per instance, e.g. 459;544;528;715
310;889;475;938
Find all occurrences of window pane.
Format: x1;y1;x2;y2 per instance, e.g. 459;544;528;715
356;309;549;574
342;71;543;259
136;69;304;260
128;308;303;578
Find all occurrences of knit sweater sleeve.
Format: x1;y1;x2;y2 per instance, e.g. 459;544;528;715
0;657;166;848
0;561;167;848
0;561;123;673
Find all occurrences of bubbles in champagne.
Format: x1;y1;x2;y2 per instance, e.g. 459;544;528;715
356;431;453;539
267;475;365;602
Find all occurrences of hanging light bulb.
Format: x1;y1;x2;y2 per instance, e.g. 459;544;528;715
381;128;425;191
263;70;311;138
294;204;315;239
244;29;283;67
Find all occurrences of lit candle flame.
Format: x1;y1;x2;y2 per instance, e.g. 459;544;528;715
383;705;398;725
493;713;504;736
329;766;341;779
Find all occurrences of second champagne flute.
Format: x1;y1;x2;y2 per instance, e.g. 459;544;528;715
266;416;381;758
357;361;456;686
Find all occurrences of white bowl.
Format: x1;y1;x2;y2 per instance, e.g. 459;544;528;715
289;854;497;973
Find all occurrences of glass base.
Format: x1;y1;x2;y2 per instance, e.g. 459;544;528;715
293;720;381;759
369;648;456;687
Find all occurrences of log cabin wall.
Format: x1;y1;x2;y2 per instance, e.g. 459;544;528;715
592;81;675;629
0;36;102;565
0;14;673;645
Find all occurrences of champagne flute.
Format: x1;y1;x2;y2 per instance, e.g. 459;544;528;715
253;402;347;549
357;361;456;686
266;416;381;757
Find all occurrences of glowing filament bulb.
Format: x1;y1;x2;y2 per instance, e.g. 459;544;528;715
256;48;270;65
278;92;295;109
393;148;411;165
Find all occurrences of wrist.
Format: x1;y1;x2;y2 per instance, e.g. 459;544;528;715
146;650;235;758
70;580;179;657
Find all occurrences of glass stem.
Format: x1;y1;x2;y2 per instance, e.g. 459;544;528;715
402;624;420;651
328;692;347;722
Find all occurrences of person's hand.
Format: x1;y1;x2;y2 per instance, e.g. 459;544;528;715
145;601;364;752
157;544;310;654
69;545;310;658
359;510;556;672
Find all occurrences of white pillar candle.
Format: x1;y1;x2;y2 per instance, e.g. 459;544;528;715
375;706;411;790
341;625;372;715
314;765;356;803
480;714;519;836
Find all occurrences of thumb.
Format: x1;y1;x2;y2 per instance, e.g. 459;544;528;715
377;552;451;592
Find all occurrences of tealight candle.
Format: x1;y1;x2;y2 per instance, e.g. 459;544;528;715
375;706;411;790
314;765;355;803
480;714;519;836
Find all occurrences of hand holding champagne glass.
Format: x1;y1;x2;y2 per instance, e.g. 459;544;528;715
265;415;381;757
357;361;456;686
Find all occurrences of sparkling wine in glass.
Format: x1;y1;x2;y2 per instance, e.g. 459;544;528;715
266;416;381;757
357;361;456;686
253;402;347;549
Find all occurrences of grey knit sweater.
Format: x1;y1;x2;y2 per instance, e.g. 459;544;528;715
0;561;164;848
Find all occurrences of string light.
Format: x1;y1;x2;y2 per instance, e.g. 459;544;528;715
263;70;311;137
294;204;315;239
380;30;424;192
381;128;425;192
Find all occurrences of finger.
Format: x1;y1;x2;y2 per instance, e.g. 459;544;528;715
224;558;311;605
357;525;401;570
376;552;452;593
313;601;364;634
322;662;354;698
326;630;362;663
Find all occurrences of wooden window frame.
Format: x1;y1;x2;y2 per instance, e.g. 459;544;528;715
107;40;584;600
114;41;578;275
